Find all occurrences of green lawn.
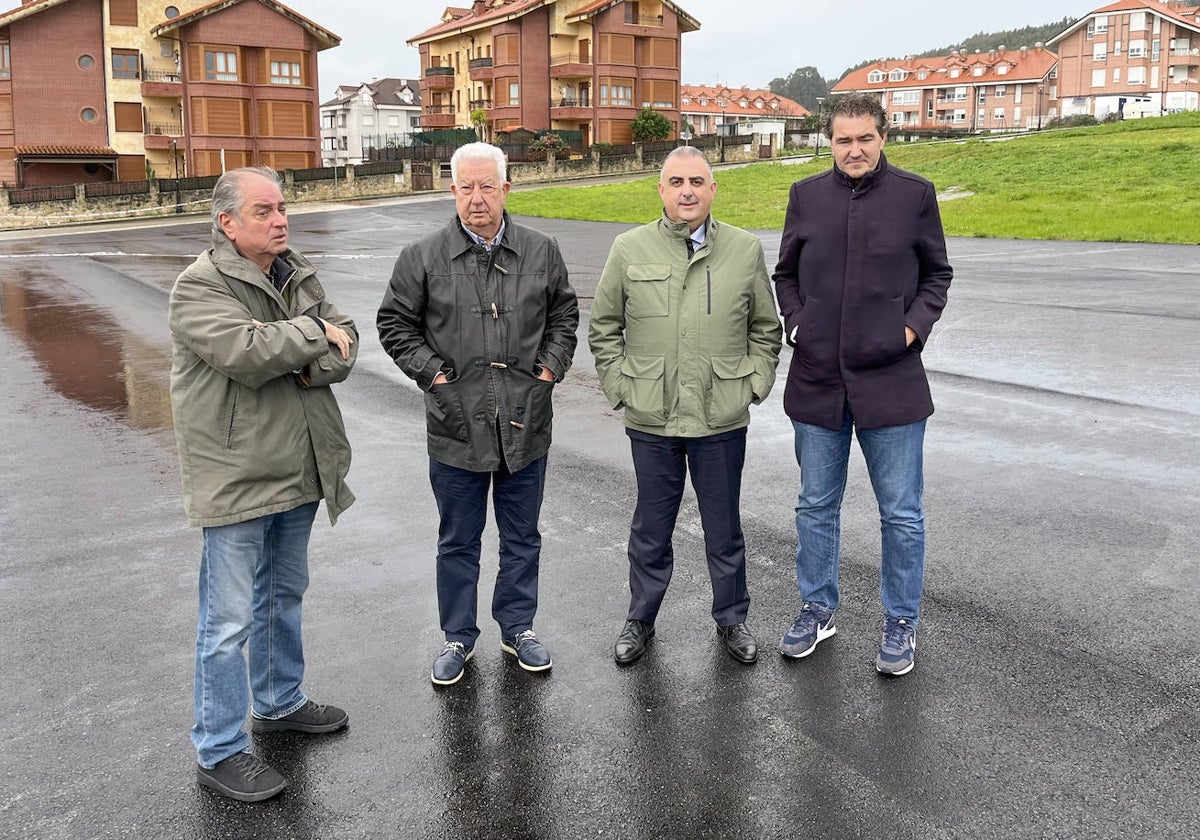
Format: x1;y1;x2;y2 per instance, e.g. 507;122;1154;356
506;113;1200;244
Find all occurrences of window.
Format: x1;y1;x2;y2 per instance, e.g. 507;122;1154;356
494;34;519;65
204;50;238;81
1113;41;1122;56
891;111;905;125
1129;40;1146;58
997;64;1009;75
867;70;884;83
114;101;142;132
949;68;960;78
1094;15;1108;34
646;38;675;69
1091;69;1106;87
109;0;137;26
888;69;906;81
1113;68;1121;83
1152;39;1161;61
597;33;635;64
270;60;302;85
0;44;11;79
993;108;1005;121
599;78;633;106
78;53;94;69
387;115;400;127
994;85;1007;98
1128;67;1146;85
1093;44;1107;61
112;49;139;79
973;66;984;77
362;115;374;126
892;90;918;105
977;88;987;105
509;81;520;106
1131;11;1147;31
165;6;179;18
917;70;928;80
81;108;97;121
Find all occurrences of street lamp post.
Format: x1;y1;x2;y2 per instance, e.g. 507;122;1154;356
814;96;825;156
720;107;726;163
1037;84;1044;131
171;138;182;213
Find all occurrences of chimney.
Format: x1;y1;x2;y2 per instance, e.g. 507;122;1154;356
472;0;486;15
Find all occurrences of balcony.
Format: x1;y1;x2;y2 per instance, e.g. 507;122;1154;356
143;122;182;149
551;97;592;120
141;68;182;97
550;53;592;78
422;104;457;128
423;65;455;90
469;99;493;112
468;57;494;81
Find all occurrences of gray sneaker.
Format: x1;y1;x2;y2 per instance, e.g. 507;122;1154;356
875;616;917;676
251;699;348;733
779;603;836;659
197;751;287;802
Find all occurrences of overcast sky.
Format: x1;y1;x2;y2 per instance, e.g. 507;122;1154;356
291;0;1092;99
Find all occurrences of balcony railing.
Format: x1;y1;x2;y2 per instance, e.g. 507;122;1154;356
554;97;591;108
468;57;493;70
624;12;663;26
551;53;592;67
469;99;493;110
424;104;456;115
143;69;182;83
424;66;455;77
146;122;182;136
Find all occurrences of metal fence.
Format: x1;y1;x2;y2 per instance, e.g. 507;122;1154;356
352;160;407;177
9;184;75;205
84;179;150;198
292;166;345;183
157;175;220;193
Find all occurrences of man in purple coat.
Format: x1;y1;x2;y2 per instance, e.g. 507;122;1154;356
772;93;952;676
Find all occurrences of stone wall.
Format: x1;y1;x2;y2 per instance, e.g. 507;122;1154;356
0;137;773;231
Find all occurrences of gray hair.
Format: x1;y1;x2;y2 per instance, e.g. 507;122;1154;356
211;166;283;237
450;142;507;185
823;93;889;138
659;145;713;182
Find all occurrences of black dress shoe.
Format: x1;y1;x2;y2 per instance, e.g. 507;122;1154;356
614;619;655;665
717;622;758;664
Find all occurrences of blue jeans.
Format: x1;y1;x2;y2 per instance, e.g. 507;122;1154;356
792;409;926;623
191;501;318;768
429;455;547;647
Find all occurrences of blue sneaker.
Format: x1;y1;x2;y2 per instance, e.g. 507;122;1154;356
876;616;917;676
431;641;474;686
779;604;836;659
500;629;552;673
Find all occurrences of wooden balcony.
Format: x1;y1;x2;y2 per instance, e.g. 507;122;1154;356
550;98;592;120
422;105;457;128
141;69;182;98
550;54;592;79
423;66;456;91
468;57;493;81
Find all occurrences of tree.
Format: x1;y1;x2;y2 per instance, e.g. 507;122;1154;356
470;108;487;142
631;107;673;141
768;66;831;111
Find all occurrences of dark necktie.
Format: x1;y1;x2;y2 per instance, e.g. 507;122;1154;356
686;238;695;259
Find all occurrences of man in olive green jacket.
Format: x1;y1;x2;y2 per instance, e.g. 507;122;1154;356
169;167;355;803
589;146;782;666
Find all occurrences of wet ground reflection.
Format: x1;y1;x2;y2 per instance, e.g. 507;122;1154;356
1;279;172;431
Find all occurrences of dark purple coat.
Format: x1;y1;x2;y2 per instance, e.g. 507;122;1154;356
773;152;952;431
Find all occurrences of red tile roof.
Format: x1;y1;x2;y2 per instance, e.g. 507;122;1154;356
16;145;117;156
1049;0;1200;44
409;0;544;44
833;45;1058;92
151;0;340;48
681;84;808;118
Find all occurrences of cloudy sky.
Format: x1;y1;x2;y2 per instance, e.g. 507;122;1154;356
290;0;1093;99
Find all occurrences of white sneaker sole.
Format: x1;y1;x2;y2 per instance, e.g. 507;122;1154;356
779;623;837;659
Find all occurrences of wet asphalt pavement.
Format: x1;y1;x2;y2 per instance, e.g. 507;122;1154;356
1;194;1198;840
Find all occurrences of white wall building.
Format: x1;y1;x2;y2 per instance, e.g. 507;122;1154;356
320;78;422;165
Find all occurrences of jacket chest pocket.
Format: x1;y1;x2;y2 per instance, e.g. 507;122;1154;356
625;264;671;318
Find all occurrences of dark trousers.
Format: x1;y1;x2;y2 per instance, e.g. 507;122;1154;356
625;428;749;627
429;455;548;647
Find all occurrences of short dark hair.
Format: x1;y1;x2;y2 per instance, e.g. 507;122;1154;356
823;94;888;139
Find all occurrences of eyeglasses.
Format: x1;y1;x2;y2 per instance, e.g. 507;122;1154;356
457;183;499;196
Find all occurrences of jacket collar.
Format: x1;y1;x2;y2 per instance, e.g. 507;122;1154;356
448;210;521;260
209;232;312;298
833;151;889;192
658;211;716;243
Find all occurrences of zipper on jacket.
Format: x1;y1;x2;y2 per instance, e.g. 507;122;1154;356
706;266;712;315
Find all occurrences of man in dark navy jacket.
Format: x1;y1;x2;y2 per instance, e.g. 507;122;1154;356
772;93;952;676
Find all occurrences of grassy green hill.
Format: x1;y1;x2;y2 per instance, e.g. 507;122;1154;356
506;113;1200;244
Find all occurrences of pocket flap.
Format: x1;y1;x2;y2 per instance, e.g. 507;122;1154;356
627;264;672;282
710;354;756;380
620;354;666;379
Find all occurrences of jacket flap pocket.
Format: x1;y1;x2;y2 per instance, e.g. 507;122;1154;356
711;354;756;380
620;354;666;379
626;264;671;282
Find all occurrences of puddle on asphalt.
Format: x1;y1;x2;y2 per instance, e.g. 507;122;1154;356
1;280;173;431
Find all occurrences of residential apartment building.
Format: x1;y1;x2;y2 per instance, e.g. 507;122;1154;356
408;0;698;147
832;45;1059;133
679;83;808;141
0;0;338;188
320;77;421;166
1049;0;1200;119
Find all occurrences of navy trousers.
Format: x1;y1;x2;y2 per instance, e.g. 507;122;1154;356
429;455;547;647
625;428;749;627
